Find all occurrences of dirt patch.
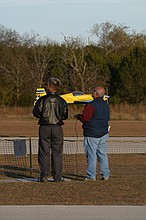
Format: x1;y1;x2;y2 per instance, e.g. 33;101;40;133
0;119;146;137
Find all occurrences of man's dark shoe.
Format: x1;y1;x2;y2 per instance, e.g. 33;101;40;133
54;177;64;182
38;177;48;182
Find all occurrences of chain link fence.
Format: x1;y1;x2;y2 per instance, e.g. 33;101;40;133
0;136;146;179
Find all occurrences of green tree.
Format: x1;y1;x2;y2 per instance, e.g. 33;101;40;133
119;47;146;104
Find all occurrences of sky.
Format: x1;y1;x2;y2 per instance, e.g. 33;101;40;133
0;0;146;43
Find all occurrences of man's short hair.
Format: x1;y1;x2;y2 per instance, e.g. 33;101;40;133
48;78;61;87
94;86;105;97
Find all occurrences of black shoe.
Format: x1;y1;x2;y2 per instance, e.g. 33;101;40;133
54;177;64;182
38;177;48;182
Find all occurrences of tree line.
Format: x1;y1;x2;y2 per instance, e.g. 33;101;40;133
0;22;146;106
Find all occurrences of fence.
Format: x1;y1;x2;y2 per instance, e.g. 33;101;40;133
0;136;146;179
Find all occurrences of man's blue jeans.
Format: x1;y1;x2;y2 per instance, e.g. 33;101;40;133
84;134;110;179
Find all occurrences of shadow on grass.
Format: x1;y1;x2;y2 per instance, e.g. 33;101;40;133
0;164;39;179
0;165;84;181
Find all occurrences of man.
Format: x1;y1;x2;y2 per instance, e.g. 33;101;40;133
74;86;110;181
33;78;68;182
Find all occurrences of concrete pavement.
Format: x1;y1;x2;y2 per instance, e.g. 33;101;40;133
0;205;146;220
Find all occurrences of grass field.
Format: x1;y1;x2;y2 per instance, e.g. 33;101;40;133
0;153;145;205
0;117;146;205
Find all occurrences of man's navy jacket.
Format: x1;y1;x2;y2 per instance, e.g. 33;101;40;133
79;97;110;138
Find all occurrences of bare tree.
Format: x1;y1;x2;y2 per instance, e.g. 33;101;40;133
90;22;132;55
22;33;55;88
61;35;97;92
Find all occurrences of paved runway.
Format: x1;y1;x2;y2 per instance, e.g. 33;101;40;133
0;205;146;220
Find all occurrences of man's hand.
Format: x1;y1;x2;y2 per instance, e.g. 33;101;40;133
74;114;80;120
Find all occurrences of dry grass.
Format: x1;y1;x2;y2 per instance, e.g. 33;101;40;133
0;107;33;120
110;103;146;120
0;154;145;205
0;104;146;120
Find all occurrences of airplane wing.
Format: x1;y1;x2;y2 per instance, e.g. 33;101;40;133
60;91;93;104
61;91;109;103
34;89;109;104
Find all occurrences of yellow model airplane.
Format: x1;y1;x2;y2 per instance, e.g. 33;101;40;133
35;88;47;104
34;88;109;104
